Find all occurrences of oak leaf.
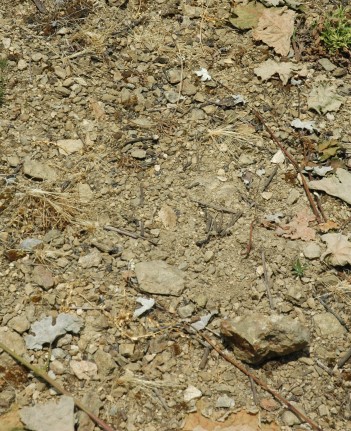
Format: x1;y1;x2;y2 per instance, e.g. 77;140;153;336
321;233;351;266
253;8;295;56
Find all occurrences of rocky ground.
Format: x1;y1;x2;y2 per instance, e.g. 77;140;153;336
1;0;351;430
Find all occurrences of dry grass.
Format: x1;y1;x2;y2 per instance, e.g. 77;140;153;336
6;187;86;235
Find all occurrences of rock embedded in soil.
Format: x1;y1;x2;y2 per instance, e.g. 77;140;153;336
220;313;310;364
0;328;27;366
135;260;185;296
78;250;102;268
20;396;75;431
23;160;58;181
32;265;55;290
313;313;345;336
7;315;30;334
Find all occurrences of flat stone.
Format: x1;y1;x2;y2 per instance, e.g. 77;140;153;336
313;313;345;336
0;328;27;366
190;108;206;121
182;78;197;96
78;250;102;268
131;149;147;159
333;67;347;78
281;410;301;426
119;343;135;357
216;394;235;408
94;349;116;376
23;160;57;181
32;265;55;290
286;284;305;305
221;313;310;364
165;91;182;104
318;58;336;72
184;385;202;402
20;396;74;431
178;303;195;318
167;68;182;84
70;360;98;380
19;238;43;251
303;242;321;259
17;59;27;70
56;139;83;155
77;183;94;202
7;315;30;334
135;260;185;296
287;188;300;205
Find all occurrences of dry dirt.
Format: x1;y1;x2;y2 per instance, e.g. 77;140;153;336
1;1;351;431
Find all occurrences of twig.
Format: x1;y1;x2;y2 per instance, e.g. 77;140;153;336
337;346;351;369
252;109;323;224
249;375;258;405
0;341;117;431
315;358;335;376
31;0;46;13
261;165;278;192
192;199;240;215
262;250;274;310
199;346;211;370
242;218;255;257
104;225;158;246
317;297;350;332
197;333;323;431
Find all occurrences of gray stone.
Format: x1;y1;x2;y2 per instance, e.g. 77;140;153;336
286;284;305;305
318;58;336;72
281;409;301;426
221;313;310;364
19;238;43;251
8;315;30;334
287;188;300;205
182;79;197;96
178;303;195;318
78;250;102;268
18;59;27;70
165;90;182;104
32;265;55;290
56;139;83;155
313;313;345;336
20;396;75;431
167;68;182;84
190;108;206;121
77;183;94;202
135;260;185;296
131;149;147;159
216;394;235;408
0;328;27;365
94;349;116;376
303;242;321;259
23;160;58;181
77;391;102;431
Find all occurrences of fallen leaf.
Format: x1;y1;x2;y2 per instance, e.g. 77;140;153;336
229;2;266;30
25;314;83;350
253;8;296;56
291;118;317;133
191;310;218;331
309;168;351;205
254;59;307;85
158;204;177;230
183;409;281;431
133;297;155;318
318;220;339;233
195;67;211;81
278;209;316;241
307;85;345;114
317;140;340;161
321;233;351;266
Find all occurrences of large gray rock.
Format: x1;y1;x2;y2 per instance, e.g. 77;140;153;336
135;260;185;296
221;313;310;364
20;396;74;431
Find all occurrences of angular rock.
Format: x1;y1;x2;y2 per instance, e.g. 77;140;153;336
56;139;83;155
32;265;55;290
0;328;27;366
313;313;345;336
23;160;57;182
167;68;182;84
135;260;185;296
77;391;102;431
7;315;30;334
78;250;102;268
94;349;116;376
20;396;74;431
221;313;310;364
303;242;321;259
70;360;98;380
77;183;94;202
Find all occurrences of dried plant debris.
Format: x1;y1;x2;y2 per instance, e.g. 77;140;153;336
277;209;316;241
307;84;345;114
4;188;84;234
229;2;267;30
25;314;83;350
254;59;307;85
321;233;351;266
309;168;351;204
252;8;296;56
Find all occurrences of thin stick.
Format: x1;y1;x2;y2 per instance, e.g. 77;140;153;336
249;375;258;405
198;333;323;431
192;199;240;215
242;218;255;257
199;346;211;370
262;250;274;309
0;341;117;431
337;346;351;369
31;0;46;13
261;165;278;192
104;225;158;246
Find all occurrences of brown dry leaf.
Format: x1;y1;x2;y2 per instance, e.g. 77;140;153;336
318;220;339;233
321;233;351;266
183;409;281;431
90;98;106;120
158;205;177;230
252;7;295;56
254;59;307;85
278;209;316;241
